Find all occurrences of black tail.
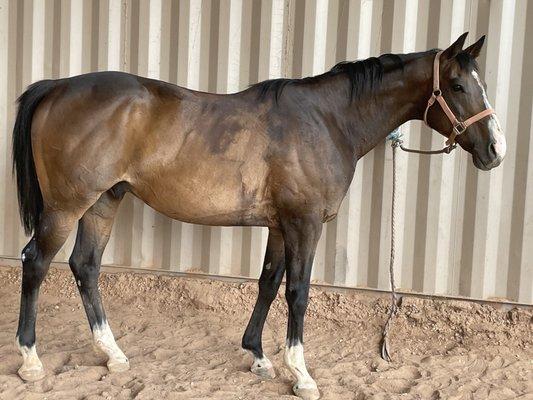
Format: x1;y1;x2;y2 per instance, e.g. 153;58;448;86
12;80;57;236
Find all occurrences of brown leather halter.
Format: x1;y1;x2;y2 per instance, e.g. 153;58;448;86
422;50;495;151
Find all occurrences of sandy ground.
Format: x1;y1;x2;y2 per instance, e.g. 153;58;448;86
0;265;531;400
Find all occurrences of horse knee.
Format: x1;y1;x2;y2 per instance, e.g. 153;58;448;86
258;279;278;302
258;262;284;298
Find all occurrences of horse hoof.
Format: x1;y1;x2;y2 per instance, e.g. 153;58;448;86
18;366;45;382
293;385;320;400
251;364;276;379
107;358;130;373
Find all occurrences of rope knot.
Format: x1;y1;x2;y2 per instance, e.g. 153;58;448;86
391;139;403;148
387;128;403;148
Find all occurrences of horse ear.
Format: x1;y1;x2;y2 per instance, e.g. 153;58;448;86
442;32;469;59
463;35;485;58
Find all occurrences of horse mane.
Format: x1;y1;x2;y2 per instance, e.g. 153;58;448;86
252;50;437;103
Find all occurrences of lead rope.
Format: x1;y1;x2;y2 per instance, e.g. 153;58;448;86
381;130;401;362
380;128;456;361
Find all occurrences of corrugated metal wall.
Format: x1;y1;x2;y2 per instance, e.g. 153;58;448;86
0;0;531;303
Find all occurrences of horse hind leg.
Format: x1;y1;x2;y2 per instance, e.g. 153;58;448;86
16;210;78;381
68;190;129;373
242;228;285;379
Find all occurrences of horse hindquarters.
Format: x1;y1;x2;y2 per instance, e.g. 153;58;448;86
13;80;125;380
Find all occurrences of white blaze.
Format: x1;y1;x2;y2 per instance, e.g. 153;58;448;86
472;71;506;159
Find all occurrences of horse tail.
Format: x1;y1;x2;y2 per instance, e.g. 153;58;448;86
12;80;57;236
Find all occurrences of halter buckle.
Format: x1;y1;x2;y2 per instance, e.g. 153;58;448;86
453;121;467;135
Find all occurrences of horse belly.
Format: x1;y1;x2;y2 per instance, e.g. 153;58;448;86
131;158;274;227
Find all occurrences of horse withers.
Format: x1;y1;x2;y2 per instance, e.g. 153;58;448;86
12;33;504;400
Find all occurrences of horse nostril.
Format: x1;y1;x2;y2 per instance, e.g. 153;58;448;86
488;142;498;158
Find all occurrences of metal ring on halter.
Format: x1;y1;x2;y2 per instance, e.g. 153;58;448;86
444;143;457;153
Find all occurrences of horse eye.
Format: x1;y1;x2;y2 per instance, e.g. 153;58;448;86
452;84;464;92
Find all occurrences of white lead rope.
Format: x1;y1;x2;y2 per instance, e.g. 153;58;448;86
381;130;402;362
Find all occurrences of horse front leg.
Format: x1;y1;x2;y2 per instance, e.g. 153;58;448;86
281;215;322;400
242;228;285;379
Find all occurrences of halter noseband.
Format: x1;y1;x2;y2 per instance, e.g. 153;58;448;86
423;51;495;150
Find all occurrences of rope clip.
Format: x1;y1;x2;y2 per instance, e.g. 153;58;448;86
387;128;403;148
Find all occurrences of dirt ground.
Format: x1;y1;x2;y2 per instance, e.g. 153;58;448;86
0;265;531;400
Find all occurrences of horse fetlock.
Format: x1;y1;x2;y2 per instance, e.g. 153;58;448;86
250;354;276;379
284;342;319;398
16;340;45;382
241;334;259;354
92;321;129;372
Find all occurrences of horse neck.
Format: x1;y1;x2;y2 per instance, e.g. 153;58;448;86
317;54;433;158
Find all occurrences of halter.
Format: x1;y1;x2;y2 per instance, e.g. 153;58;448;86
423;50;495;151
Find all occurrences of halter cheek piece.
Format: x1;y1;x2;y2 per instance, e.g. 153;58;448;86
423;50;495;151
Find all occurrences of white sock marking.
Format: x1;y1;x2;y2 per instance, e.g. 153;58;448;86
16;340;43;373
284;341;317;390
93;321;128;364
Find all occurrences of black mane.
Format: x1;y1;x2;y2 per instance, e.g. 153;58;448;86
251;52;432;104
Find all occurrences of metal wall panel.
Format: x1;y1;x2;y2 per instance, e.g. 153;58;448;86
0;0;531;303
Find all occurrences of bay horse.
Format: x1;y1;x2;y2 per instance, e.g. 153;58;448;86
12;32;504;400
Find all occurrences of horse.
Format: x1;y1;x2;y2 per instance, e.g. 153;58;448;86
12;32;505;400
